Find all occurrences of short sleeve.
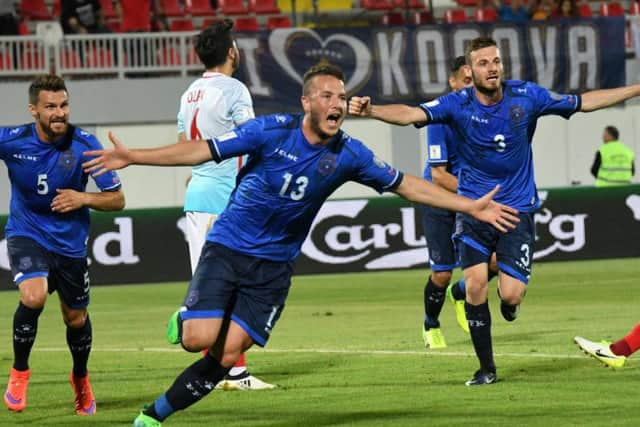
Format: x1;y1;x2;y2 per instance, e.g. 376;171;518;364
231;83;255;126
207;117;264;162
426;124;449;167
352;141;403;193
418;92;457;125
532;83;581;119
86;135;122;191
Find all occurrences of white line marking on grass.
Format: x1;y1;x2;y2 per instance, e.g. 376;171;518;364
35;347;585;359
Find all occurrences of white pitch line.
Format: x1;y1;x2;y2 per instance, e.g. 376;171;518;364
33;347;586;359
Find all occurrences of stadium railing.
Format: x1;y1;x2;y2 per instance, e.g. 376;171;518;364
0;32;203;79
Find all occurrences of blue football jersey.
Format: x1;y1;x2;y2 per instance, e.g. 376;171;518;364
206;114;403;261
420;80;580;212
0;124;122;257
422;123;462;182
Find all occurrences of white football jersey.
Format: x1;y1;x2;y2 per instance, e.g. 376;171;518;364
178;71;254;213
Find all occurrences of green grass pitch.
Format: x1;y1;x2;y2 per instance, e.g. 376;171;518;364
0;258;638;426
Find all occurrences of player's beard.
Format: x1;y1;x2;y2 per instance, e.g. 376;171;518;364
473;72;501;98
309;111;337;141
37;113;68;141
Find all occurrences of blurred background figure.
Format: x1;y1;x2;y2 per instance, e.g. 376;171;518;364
591;125;635;186
60;0;109;34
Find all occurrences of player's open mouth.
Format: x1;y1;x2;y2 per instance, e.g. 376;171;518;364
487;75;499;82
327;113;341;126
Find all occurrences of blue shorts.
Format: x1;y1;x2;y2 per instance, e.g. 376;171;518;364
454;212;535;284
420;205;458;271
7;236;90;309
182;242;294;347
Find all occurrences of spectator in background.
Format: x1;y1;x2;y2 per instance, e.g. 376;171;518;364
496;0;530;22
591;125;635;186
0;0;19;35
61;0;109;34
530;0;555;20
550;0;579;18
114;0;152;32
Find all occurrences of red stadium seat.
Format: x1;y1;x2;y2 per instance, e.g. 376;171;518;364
379;12;405;26
412;9;433;25
185;0;218;15
18;21;31;35
234;16;259;31
99;0;118;19
443;8;467;23
157;46;181;65
578;3;592;17
390;0;425;9
360;0;393;11
473;7;497;22
52;0;61;18
249;0;281;14
456;0;478;7
266;15;291;29
201;17;222;28
169;18;195;31
19;0;52;20
159;0;186;17
85;47;114;68
599;1;624;16
59;48;81;69
218;0;249;14
0;50;13;70
629;1;640;14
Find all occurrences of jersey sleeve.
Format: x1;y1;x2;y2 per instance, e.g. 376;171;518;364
417;92;456;126
207;117;264;162
532;83;581;119
0;127;12;159
352;141;403;193
230;82;255;126
426;124;449;167
86;136;122;191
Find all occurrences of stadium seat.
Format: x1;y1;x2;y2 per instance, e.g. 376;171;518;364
266;15;291;29
578;3;592;17
249;0;281;14
52;0;61;18
105;19;122;32
99;0;118;20
412;9;433;25
19;0;52;20
360;0;393;11
18;21;31;35
599;1;624;16
201;17;222;28
473;7;498;22
59;48;81;69
0;50;13;70
20;47;46;70
159;0;186;17
219;0;249;14
456;0;478;7
169;18;195;31
443;8;467;23
234;16;260;31
85;47;114;68
185;0;219;15
379;12;405;26
157;46;181;66
629;1;640;14
390;0;425;9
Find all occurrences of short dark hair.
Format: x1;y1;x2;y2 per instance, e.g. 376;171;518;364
194;19;234;69
302;61;345;96
605;125;619;140
450;56;467;74
465;36;497;65
29;74;67;105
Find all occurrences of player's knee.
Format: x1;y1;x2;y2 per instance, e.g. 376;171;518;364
20;293;46;310
181;329;212;352
64;311;87;329
431;271;452;287
498;287;524;305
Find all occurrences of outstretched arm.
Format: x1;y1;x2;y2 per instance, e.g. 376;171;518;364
83;131;213;176
348;96;429;125
51;189;125;213
581;85;640;112
394;174;519;232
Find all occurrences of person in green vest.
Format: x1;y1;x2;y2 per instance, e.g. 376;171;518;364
591;125;635;186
